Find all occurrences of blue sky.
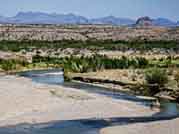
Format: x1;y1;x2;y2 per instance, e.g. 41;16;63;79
1;0;179;20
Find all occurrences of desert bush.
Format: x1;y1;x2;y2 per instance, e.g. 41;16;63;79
0;59;28;71
135;57;149;68
0;60;17;71
145;68;168;95
174;71;179;88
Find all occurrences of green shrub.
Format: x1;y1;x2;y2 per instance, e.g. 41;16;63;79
1;60;17;71
136;57;149;68
144;68;168;95
0;59;28;71
174;71;179;88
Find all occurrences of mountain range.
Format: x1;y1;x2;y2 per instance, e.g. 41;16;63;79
0;12;178;27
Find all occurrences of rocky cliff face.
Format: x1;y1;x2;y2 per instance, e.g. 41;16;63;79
136;17;153;27
0;24;179;41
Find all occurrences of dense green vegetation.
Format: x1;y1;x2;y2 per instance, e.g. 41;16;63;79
0;40;178;52
32;55;149;73
1;54;179;73
0;59;28;71
150;56;179;68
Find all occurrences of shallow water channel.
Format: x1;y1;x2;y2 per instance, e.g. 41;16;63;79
15;69;179;134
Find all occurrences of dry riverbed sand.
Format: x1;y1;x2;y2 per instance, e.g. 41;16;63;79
0;75;154;126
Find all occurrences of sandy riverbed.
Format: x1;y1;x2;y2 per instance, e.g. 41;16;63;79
0;75;154;126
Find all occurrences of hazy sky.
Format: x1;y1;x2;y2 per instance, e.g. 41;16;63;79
1;0;179;20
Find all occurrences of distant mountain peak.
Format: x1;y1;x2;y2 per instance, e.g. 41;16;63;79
153;18;176;27
90;16;135;25
16;11;42;16
103;15;116;19
136;16;153;26
177;21;179;26
135;16;178;27
0;12;178;27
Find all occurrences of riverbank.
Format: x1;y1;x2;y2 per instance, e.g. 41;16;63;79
70;69;179;101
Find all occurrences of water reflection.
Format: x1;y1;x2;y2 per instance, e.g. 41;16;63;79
18;69;64;85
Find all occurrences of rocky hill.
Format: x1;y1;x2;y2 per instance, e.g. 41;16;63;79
136;16;153;26
135;17;177;27
0;24;179;41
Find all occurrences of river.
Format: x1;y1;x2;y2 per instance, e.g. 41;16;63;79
16;69;179;134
